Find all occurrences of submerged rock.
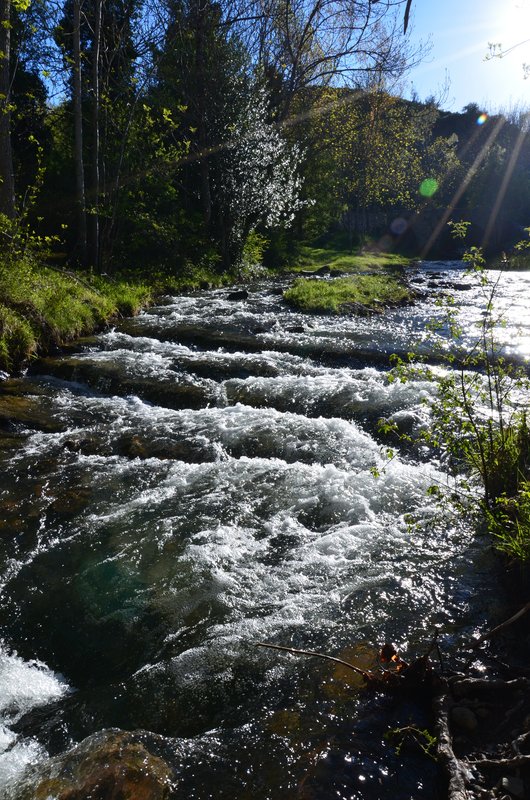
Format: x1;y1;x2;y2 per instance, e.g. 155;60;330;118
9;728;178;800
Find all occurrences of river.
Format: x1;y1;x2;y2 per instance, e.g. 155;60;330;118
1;261;529;799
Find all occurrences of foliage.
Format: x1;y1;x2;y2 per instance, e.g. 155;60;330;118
217;83;307;265
283;274;411;314
238;230;269;277
385;725;437;761
390;222;530;562
291;86;460;244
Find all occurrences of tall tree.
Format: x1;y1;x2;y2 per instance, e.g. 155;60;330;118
0;0;16;218
73;0;87;261
55;0;143;268
89;0;102;269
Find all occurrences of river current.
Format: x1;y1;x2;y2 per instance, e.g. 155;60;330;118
1;262;529;798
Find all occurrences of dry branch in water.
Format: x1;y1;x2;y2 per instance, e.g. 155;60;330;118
470;601;530;649
256;634;530;799
433;693;471;800
254;641;370;677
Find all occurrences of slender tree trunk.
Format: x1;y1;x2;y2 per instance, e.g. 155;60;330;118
89;0;102;270
0;0;15;219
73;0;87;263
194;0;211;227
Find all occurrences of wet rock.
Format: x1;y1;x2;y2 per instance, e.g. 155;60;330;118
338;301;376;316
0;394;63;433
450;705;478;732
299;265;331;276
227;289;249;301
10;728;178;800
498;776;525;799
39;357;210;411
49;486;93;518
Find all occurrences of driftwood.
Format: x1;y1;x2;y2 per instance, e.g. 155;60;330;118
468;754;530;769
255;640;435;691
470;601;530;649
450;676;529;695
433;692;472;800
257;634;530;800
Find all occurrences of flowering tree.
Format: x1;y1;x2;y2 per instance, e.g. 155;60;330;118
216;85;307;261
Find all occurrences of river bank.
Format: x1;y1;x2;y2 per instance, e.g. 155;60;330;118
0;249;412;376
0;259;152;375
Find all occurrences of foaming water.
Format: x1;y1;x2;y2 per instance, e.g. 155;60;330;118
0;648;68;788
0;261;520;798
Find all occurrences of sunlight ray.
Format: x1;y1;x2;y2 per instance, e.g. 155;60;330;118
482;115;530;249
420;116;506;258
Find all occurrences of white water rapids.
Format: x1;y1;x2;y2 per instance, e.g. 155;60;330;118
0;262;528;798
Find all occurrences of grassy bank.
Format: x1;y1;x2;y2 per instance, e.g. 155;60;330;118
0;258;151;374
288;241;412;274
284;273;412;314
0;237;413;372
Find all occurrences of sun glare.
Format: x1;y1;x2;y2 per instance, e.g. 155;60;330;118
499;1;530;37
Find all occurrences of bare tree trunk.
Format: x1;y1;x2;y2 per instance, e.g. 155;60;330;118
0;0;15;219
89;0;102;270
194;0;211;227
73;0;87;263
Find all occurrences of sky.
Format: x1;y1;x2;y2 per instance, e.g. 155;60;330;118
405;0;530;112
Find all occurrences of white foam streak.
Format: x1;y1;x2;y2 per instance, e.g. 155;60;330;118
0;648;69;789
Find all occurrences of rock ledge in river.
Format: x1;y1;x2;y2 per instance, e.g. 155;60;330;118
9;728;178;800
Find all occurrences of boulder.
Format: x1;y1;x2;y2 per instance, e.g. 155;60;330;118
10;728;178;800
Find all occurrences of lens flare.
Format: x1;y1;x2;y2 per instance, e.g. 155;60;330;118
419;178;439;198
477;113;488;125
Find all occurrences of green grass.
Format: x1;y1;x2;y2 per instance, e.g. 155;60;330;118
0;258;151;373
0;304;36;371
283;274;411;314
288;242;412;274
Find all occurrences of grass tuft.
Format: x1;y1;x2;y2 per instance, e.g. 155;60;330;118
283;274;411;314
0;258;152;373
0;304;37;372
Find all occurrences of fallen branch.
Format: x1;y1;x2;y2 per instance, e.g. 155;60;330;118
433;693;471;800
471;601;530;649
468;754;530;769
513;730;530;754
255;641;372;677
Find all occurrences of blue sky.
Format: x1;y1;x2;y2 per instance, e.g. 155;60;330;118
404;0;530;112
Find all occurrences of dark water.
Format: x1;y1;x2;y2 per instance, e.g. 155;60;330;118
0;262;527;797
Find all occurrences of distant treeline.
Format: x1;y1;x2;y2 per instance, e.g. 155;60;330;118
0;0;528;276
